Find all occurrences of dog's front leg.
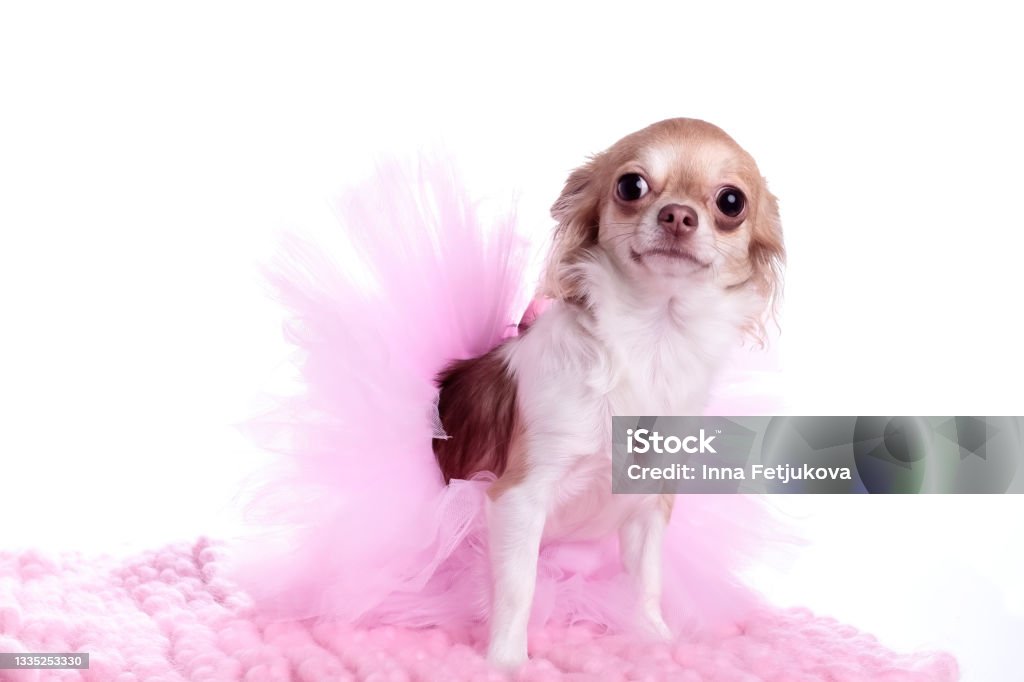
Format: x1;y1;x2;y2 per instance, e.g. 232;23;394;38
619;496;673;639
485;478;552;668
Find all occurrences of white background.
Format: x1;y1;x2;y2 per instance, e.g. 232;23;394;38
2;2;1022;680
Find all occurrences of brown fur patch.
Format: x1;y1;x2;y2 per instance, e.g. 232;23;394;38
659;493;675;520
486;420;528;501
432;345;518;483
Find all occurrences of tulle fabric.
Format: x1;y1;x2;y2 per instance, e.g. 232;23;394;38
231;157;783;635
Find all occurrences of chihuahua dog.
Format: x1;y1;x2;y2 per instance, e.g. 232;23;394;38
432;118;784;667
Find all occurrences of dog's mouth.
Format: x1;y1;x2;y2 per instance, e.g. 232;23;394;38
630;247;711;269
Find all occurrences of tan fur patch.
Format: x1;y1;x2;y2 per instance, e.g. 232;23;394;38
540;117;785;341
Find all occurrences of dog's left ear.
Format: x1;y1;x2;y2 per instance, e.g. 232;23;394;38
748;180;785;341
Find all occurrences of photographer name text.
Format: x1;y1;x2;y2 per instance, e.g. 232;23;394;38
624;428;853;484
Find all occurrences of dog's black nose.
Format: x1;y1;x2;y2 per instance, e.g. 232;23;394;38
657;203;698;236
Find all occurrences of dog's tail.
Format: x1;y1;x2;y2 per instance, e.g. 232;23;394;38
232;157;530;623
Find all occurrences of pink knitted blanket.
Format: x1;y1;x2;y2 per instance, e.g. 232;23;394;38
0;539;958;681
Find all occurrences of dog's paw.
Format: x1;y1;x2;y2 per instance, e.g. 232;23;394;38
487;642;528;670
642;614;674;642
487;652;527;671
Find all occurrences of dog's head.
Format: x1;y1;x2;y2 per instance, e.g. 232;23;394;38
543;118;784;336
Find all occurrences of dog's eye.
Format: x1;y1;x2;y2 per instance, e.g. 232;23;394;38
715;186;746;218
616;173;649;201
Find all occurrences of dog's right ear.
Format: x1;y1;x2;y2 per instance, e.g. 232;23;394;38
542;158;602;300
550;161;597;224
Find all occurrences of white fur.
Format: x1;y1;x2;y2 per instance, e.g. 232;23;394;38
485;247;761;666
